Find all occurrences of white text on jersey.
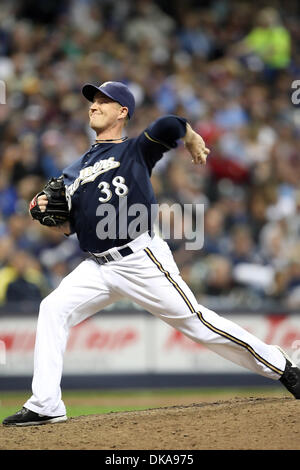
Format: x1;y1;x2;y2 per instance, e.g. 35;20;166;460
66;157;120;196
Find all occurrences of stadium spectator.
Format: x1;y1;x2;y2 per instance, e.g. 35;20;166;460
0;250;46;304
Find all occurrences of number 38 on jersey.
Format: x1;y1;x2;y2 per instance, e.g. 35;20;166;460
98;176;129;202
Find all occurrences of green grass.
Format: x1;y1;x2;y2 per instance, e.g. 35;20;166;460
0;386;286;422
0;404;150;422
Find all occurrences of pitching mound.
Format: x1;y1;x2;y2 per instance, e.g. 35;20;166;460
0;397;299;450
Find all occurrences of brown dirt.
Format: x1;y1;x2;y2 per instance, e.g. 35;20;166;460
0;396;299;450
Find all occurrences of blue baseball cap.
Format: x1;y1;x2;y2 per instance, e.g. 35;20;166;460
81;81;135;119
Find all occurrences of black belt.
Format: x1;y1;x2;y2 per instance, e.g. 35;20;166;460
89;245;134;265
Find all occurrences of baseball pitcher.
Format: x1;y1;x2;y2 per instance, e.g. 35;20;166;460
3;81;300;426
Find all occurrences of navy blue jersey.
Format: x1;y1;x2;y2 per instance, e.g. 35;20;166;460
63;115;187;253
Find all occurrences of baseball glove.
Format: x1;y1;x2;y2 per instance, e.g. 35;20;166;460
29;176;70;227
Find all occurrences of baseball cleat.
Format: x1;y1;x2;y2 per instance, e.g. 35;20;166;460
277;346;300;399
2;407;67;426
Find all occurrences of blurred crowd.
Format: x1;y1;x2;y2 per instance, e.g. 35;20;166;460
0;0;300;311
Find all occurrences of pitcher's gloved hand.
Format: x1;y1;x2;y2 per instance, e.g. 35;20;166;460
29;176;70;227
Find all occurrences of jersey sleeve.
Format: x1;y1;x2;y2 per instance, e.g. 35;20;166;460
136;115;187;173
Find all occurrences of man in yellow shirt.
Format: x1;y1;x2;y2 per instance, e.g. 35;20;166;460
245;7;291;70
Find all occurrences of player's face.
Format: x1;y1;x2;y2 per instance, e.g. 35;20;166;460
89;92;125;132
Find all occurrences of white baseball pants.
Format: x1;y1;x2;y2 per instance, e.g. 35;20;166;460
24;232;286;417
